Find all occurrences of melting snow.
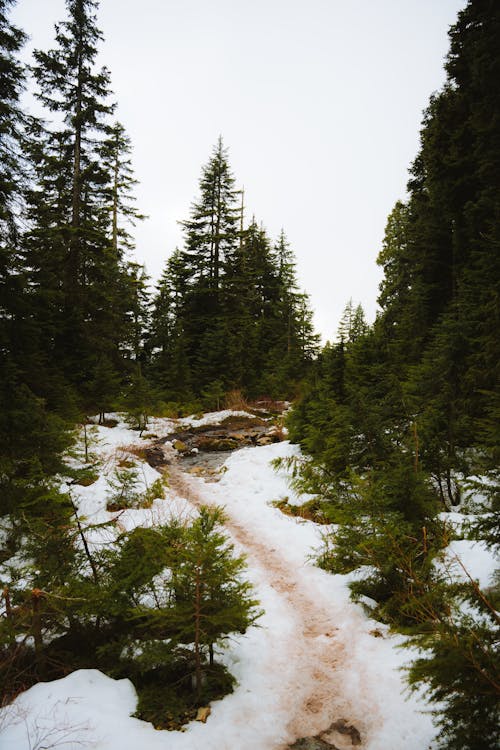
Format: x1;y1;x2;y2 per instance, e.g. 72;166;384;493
2;413;495;749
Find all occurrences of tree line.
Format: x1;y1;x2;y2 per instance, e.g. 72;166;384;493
0;0;318;516
286;3;499;748
0;0;315;724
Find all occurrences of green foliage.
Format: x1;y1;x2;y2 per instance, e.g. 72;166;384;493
201;379;226;411
407;579;500;750
285;2;500;745
106;467;141;511
167;506;261;645
85;356;121;423
271;496;328;524
1;505;262;721
133;658;235;730
337;299;368;344
147;144;318;402
122;365;157;433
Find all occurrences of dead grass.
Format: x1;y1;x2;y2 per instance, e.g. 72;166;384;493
271;497;328;524
114;444;148;462
223;389;250;411
248;397;289;415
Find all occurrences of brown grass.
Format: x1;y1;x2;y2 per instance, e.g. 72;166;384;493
223;389;250;411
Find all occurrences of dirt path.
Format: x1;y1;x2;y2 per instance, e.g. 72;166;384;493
168;463;370;750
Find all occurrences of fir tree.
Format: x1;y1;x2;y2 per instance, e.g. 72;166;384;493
25;0;134;396
0;0;26;248
166;507;261;699
180;136;240;293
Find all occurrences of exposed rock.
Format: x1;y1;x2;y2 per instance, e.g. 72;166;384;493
144;446;168;468
162;419;283;455
145;414;285;478
173;439;190;453
195;706;211;723
290;719;362;750
256;435;279;446
326;720;361;746
196;436;239;452
187;466;206;476
289;739;339;750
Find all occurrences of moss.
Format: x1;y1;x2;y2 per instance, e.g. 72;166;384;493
173;439;189;453
72;472;99;486
133;662;235;730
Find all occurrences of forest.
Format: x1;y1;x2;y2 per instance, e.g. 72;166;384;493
0;1;498;749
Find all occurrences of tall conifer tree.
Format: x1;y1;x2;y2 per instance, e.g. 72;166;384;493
25;0;143;406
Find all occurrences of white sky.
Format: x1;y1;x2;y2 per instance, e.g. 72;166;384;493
12;0;466;341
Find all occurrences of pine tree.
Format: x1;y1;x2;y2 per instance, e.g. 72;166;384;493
25;0;129;394
150;144;318;402
166;507;261;699
286;3;500;746
31;0;115;281
0;0;26;249
337;299;368;344
180;136;240;293
0;0;27;391
407;576;500;750
222;219;278;391
148;250;194;401
177;138;241;389
99;120;146;257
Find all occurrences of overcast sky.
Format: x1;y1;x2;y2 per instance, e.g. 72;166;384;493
12;0;466;340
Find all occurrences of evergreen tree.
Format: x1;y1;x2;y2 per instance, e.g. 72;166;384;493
337;299;368;344
287;2;500;746
148;250;194;401
0;0;26;249
99;120;146;257
408;576;500;750
25;0;133;397
0;2;74;527
166;507;261;699
0;0;27;392
223;219;278;391
180;136;240;293
178;137;240;388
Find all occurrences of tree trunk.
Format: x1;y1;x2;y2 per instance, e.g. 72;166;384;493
68;44;83;306
112;148;119;254
70;496;99;585
31;589;45;674
194;560;202;701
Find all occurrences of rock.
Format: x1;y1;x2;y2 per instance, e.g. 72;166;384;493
327;720;361;746
289;739;339;750
256;435;278;446
197;436;238;452
145;446;167;468
195;706;211;723
146;416;286;477
173;439;189;453
289;720;361;750
227;432;247;441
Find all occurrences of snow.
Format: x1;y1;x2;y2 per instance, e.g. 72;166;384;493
1;412;496;750
444;539;498;589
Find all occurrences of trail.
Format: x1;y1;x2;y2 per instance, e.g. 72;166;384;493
168;460;374;750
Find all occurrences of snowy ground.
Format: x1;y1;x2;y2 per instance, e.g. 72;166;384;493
1;413;497;750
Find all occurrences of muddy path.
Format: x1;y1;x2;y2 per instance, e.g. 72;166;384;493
167;462;372;750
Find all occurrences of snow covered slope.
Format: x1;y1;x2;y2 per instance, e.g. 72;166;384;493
2;413;495;750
